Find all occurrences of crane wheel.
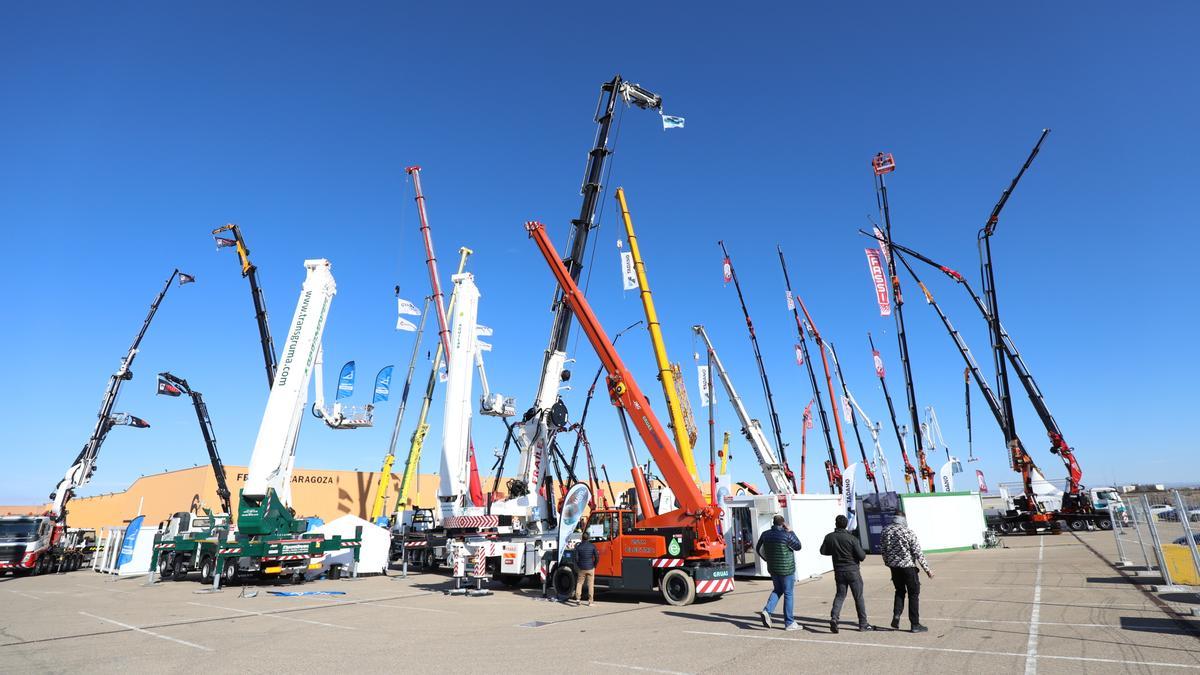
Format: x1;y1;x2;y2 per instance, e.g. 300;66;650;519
158;555;173;579
200;557;215;584
551;564;576;597
660;569;696;606
222;563;238;585
1097;518;1113;531
173;557;189;581
1067;518;1087;531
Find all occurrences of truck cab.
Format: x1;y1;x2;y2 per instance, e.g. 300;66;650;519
0;516;51;574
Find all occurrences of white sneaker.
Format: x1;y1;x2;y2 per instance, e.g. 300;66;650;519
759;610;773;629
785;623;802;631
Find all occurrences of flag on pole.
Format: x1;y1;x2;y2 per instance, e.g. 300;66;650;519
556;483;592;562
864;248;890;316
477;340;493;352
126;415;151;428
475;324;493;337
620;251;638;291
872;349;886;378
976;469;989;494
841;395;853;424
397;298;421;316
794;344;804;367
372;366;393;404
214;236;239;249
785;290;795;311
697;365;711;408
661;114;685;130
803;399;814;430
938;460;956;492
156;379;182;397
722;257;732;283
396;317;417;332
336;361;355;401
178;272;195;285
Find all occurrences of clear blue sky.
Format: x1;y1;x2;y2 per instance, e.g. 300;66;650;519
1;3;1194;505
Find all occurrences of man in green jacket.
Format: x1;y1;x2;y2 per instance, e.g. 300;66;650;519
756;515;802;631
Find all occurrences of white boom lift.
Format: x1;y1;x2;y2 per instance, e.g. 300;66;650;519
200;259;360;588
438;272;484;524
692;325;792;495
842;389;896;493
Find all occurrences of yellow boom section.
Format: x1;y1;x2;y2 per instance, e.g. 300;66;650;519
616;187;700;483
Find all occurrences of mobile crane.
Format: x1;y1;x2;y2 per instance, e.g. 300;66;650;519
529;222;731;606
213;224;277;389
1;270;189;575
487;76;665;534
150;372;236;580
156;260;360;587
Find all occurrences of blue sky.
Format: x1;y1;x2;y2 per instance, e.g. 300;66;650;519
1;3;1195;505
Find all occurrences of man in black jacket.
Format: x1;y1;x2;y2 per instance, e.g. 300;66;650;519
819;515;873;633
571;531;600;606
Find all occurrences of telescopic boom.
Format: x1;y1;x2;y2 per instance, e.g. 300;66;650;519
158;372;232;514
213;224;276;389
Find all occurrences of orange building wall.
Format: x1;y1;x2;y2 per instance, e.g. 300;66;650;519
1;466;640;532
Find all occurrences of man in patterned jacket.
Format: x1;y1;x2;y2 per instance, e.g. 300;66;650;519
880;514;933;633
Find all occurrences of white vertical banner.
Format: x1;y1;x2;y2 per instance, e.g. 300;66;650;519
620;251;638;291
939;458;959;492
843;462;859;530
556;483;592;562
697;365;711;408
785;290;795;311
841;396;853;424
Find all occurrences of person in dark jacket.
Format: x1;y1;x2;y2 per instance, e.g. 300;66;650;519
756;515;803;631
571;531;600;606
819;514;873;633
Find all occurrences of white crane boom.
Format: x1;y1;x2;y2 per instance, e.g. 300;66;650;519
843;389;895;493
438;273;482;520
244;259;336;506
692;325;793;495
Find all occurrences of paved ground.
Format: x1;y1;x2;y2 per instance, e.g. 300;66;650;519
1;530;1198;674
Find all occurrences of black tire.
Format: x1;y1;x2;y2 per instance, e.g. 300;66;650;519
158;554;173;579
660;569;696;606
200;557;215;584
291;572;305;585
221;562;238;585
551;564;576;597
1097;518;1113;531
423;550;436;570
1068;518;1087;531
172;556;189;581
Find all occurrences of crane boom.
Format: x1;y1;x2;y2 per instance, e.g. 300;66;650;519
842;387;894;492
824;342;879;493
497;76;663;525
616;187;700;483
395;249;472;514
240;259;335;533
50;269;187;521
692;325;793;495
527;221;714;525
438;273;482;520
867;331;919;492
872;156;936;491
213;224;277;389
868;233;1083;496
157;373;231;514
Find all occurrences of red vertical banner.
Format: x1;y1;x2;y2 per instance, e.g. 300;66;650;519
872;349;886;378
975;469;989;494
865;248;891;316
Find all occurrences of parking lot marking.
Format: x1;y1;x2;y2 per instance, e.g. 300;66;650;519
686;630;1200;670
185;602;355;630
6;589;42;601
78;612;211;651
592;661;693;674
1024;537;1044;675
76;583;130;594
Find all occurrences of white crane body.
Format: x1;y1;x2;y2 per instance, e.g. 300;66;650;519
438;273;482;522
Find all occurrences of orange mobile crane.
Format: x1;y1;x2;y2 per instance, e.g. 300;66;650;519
527;222;731;606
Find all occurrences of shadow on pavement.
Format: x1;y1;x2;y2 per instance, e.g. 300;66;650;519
1119;616;1200;636
1085;576;1139;585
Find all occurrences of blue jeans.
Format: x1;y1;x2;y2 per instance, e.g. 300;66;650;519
763;573;795;625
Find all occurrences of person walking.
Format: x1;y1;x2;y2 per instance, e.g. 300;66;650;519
571;531;599;606
880;514;933;633
756;515;802;631
820;514;872;633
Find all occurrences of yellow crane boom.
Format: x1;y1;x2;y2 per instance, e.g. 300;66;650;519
616;187;701;483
